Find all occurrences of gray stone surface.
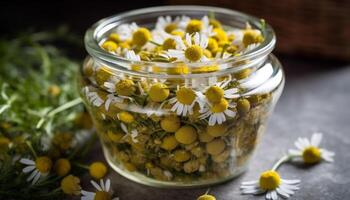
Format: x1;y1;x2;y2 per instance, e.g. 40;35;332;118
89;63;350;200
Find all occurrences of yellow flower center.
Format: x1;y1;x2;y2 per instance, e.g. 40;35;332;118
35;156;52;173
61;175;81;195
0;136;10;149
165;23;177;33
160;115;181;132
207;38;219;53
117;111;134;124
209;18;222;29
212;28;228;42
205;86;224;104
185;45;203;62
89;162;108;179
171;30;185;37
115;79;135;96
210;98;228;113
186;19;202;34
176;87;196;105
95;67;112;86
197;194;216;200
132;28;151;46
101;41;118;52
302;146;321;164
242;30;264;47
149;83;169;102
54;158;71;176
259;170;281;190
108;33;121;43
94;191;111;200
162;38;176;50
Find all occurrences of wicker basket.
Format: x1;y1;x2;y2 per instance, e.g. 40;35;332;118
168;0;350;61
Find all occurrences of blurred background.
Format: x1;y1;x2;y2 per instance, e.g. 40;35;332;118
1;0;349;67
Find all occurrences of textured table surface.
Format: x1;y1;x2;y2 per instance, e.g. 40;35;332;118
89;59;350;200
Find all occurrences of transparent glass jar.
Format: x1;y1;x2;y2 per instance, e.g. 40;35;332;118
80;6;284;188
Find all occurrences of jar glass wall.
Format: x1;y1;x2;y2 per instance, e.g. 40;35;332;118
80;6;284;188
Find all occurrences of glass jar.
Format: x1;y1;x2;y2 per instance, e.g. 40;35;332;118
80;6;284;188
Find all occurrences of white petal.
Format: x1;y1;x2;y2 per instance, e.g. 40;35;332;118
23;165;36;173
270;190;278;200
91;180;102;191
311;133;323;147
20;158;35;165
224;109;236;118
176;104;184;115
282;179;301;185
27;170;38;182
266;191;272;199
288;149;302;156
241;180;259;185
100;179;105;191
276;187;290;198
105;179;111;192
193;32;200;46
32;171;41;185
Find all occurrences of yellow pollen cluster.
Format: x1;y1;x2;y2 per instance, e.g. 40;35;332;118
94;191;111;200
186;19;202;34
115;79;135;96
185;45;203;62
176;87;196;105
61;175;81;195
165;23;177;33
132;28;151;46
302;146;321;164
205;86;224;104
118;111;134;123
148;83;169;102
210;98;228;113
162;38;177;50
259;170;281;190
35;156;53;173
89;162;108;179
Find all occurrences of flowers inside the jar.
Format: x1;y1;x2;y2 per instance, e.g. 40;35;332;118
99;15;264;63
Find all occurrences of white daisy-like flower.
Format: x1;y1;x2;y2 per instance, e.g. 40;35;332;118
288;132;335;164
81;179;119;200
241;170;300;200
199;98;236;126
115;22;138;41
168;86;205;116
159;15;191;31
20;157;52;185
120;123;139;143
82;87;104;107
204;77;240;102
167;32;209;62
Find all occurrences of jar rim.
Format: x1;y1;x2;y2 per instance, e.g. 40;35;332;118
84;5;276;77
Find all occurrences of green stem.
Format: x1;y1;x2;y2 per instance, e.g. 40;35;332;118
149;40;161;46
73;162;89;170
271;154;298;171
36;97;82;129
26;141;38;158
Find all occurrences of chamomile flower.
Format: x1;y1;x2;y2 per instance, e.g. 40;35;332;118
81;179;119;200
204;78;240;104
241;170;300;200
169;86;205;116
120;123;139;143
83;87;104;107
20;156;52;184
167;32;209;62
156;15;190;33
199;98;236;126
115;22;138;41
104;77;136;97
288;133;335;164
185;16;213;36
